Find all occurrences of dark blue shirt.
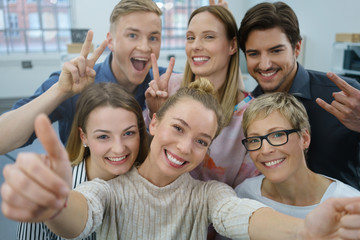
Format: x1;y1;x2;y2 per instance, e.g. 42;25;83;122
252;63;360;190
12;52;167;147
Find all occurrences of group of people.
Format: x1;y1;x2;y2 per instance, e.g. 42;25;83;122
1;0;360;239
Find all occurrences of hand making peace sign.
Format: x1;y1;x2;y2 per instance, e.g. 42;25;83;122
145;53;175;117
316;72;360;133
58;30;108;95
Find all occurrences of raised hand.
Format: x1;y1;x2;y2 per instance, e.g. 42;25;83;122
145;53;175;117
209;0;228;8
58;30;108;95
316;72;360;132
1;114;72;222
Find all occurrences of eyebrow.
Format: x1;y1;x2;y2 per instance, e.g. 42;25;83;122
92;125;137;134
126;27;160;35
245;44;285;54
174;118;213;141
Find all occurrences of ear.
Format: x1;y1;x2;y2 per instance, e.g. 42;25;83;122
79;127;87;145
149;114;158;137
107;31;114;52
300;128;311;149
229;36;238;56
294;40;302;58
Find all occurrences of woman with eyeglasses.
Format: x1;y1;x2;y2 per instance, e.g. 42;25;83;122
235;92;360;219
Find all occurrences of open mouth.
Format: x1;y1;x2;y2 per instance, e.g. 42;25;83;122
262;158;284;167
165;150;188;167
106;155;128;163
192;56;210;64
131;57;148;71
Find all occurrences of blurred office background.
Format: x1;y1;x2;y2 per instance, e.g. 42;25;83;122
1;0;360;239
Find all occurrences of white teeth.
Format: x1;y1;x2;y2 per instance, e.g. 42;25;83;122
107;156;126;162
264;159;284;167
133;57;148;61
166;152;184;166
193;57;209;62
261;71;276;77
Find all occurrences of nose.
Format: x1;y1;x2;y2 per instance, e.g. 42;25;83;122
258;54;271;70
191;38;203;51
112;138;126;154
259;138;275;154
176;138;192;155
137;38;151;53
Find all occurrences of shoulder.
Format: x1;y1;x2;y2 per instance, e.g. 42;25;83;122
235;175;264;197
322;176;360;198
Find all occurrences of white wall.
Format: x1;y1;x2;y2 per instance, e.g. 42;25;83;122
1;0;360;98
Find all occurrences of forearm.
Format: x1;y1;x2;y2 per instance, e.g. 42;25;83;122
249;207;305;240
0;83;71;154
45;191;88;239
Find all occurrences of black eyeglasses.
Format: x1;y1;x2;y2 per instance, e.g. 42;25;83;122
242;129;300;151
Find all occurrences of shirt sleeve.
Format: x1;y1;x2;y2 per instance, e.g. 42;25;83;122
207;181;267;240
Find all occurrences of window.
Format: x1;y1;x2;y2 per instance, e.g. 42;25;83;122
155;0;209;50
0;0;71;53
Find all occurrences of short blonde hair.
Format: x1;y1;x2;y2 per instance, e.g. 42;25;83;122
242;92;311;137
110;0;162;33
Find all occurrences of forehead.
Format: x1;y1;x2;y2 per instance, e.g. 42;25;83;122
248;111;291;132
86;106;137;129
246;27;290;49
115;11;161;33
188;11;225;33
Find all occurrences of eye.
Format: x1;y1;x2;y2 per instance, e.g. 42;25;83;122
248;137;260;144
205;35;214;39
173;124;183;133
186;36;195;41
246;52;258;57
97;135;109;140
149;36;158;41
124;131;136;137
129;33;136;39
271;48;283;54
196;139;209;147
271;131;286;139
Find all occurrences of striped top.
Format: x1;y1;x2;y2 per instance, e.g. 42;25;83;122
16;160;96;240
72;167;265;240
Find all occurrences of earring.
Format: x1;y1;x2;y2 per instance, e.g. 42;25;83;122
83;143;87;148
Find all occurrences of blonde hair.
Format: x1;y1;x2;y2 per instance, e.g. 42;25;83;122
66;83;148;167
157;77;224;139
242;92;311;137
182;5;239;126
110;0;162;33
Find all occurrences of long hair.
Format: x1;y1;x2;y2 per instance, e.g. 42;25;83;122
66;83;148;167
182;5;240;126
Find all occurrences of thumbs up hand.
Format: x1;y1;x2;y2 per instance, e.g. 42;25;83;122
1;114;72;222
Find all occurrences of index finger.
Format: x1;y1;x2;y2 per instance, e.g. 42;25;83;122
159;57;175;91
88;39;108;67
34;114;68;163
327;72;358;96
79;30;94;59
151;53;160;86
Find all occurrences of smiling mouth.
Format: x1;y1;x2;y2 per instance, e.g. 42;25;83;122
131;57;148;71
263;158;284;167
192;57;209;63
165;150;188;167
106;155;128;162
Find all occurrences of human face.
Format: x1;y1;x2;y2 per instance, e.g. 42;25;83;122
245;27;301;93
186;11;237;90
80;106;140;181
246;111;310;183
107;11;161;93
145;98;218;186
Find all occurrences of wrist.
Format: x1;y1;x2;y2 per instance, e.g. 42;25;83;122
49;196;68;221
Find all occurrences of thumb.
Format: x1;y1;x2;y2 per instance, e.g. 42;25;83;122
34;114;72;187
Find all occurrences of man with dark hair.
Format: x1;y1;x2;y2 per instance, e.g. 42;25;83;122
239;1;360;189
